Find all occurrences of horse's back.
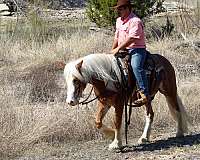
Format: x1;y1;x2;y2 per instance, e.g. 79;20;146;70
147;52;177;96
147;52;175;74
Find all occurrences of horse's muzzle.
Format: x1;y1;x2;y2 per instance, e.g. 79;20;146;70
67;100;78;106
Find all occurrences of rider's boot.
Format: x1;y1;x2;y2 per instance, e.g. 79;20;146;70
133;90;149;106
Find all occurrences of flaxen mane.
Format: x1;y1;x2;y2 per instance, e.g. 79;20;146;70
64;53;122;83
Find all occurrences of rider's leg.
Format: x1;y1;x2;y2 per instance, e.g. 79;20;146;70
130;48;149;105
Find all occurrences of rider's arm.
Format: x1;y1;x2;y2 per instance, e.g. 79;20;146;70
111;37;134;54
117;37;134;50
112;38;118;50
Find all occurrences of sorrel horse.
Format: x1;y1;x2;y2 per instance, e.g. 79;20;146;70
63;53;189;150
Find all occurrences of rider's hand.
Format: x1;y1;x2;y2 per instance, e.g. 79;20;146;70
111;47;120;55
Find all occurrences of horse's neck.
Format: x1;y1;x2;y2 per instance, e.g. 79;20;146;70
83;54;117;81
92;78;118;97
82;54;120;92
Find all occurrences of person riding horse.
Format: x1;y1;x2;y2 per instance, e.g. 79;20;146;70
111;0;149;106
62;0;189;150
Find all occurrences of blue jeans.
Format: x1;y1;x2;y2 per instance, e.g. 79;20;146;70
129;48;149;96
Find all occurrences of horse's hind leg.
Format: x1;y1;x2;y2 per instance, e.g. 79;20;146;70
138;103;154;144
158;63;189;137
165;95;189;137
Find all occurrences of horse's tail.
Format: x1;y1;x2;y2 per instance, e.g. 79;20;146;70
166;94;191;134
176;95;191;132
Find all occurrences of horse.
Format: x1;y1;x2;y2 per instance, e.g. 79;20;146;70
63;53;189;150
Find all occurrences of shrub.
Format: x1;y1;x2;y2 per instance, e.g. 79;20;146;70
86;0;165;28
86;0;117;27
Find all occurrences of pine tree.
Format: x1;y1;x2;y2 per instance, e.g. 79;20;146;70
86;0;164;27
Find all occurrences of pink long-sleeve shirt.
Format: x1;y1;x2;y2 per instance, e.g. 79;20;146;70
114;13;146;49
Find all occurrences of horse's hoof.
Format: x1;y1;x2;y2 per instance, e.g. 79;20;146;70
108;140;122;150
138;137;149;144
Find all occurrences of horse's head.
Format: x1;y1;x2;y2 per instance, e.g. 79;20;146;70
64;60;87;106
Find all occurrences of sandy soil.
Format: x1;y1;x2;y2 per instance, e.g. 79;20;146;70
13;126;200;160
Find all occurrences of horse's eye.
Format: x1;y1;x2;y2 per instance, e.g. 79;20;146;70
73;79;79;84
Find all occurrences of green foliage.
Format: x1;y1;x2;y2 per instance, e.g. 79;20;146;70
86;0;165;27
132;0;164;19
86;0;117;27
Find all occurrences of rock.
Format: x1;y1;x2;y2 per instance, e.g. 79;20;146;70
0;3;11;16
0;3;9;11
0;10;11;16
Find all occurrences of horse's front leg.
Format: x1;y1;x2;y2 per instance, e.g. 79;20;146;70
108;105;123;150
95;99;117;140
95;99;111;129
138;103;154;144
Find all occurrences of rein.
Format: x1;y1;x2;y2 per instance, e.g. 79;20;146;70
78;81;109;105
78;87;98;105
115;53;132;145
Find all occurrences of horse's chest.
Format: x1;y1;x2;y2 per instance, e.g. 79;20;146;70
106;81;118;92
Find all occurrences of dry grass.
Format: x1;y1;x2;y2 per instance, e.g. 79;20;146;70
0;19;114;158
0;11;200;159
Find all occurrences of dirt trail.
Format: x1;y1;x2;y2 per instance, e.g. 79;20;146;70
14;126;200;160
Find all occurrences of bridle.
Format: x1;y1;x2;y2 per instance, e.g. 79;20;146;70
77;80;110;105
78;87;98;105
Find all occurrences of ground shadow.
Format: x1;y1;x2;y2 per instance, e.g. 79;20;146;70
121;133;200;153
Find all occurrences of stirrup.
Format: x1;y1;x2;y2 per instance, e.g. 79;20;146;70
133;97;148;106
130;102;143;107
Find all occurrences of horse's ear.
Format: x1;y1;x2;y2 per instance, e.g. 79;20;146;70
54;61;66;71
75;60;83;75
